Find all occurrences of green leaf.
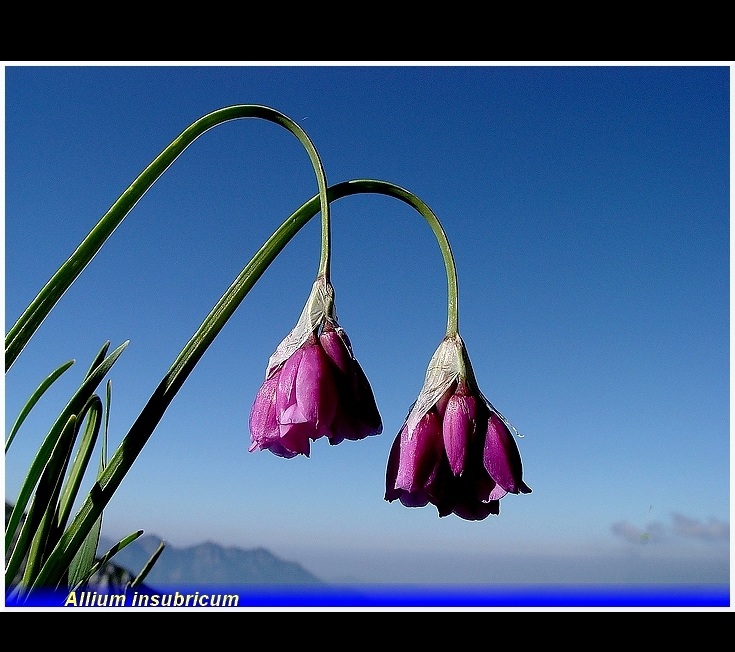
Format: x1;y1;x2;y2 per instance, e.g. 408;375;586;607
67;387;110;591
5;413;77;588
66;513;104;593
83;342;111;380
6;359;75;453
102;380;111;464
9;414;78;593
130;540;165;589
5;341;127;555
69;530;144;593
56;396;102;537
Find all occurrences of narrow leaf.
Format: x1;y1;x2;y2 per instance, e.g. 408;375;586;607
6;359;75;453
5;341;128;553
67;387;110;590
83;342;111;380
130;540;165;589
69;530;144;593
56;396;102;536
11;414;78;593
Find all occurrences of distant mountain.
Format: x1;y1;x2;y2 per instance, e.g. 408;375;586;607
98;534;323;587
7;501;323;594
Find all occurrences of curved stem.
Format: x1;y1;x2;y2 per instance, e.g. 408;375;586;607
339;181;459;337
5;105;330;372
30;179;459;589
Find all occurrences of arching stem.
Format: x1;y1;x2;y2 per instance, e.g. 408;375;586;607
30;179;459;590
5;105;331;372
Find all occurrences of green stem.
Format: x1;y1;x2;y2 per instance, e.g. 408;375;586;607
5;105;330;372
342;181;459;337
30;179;459;589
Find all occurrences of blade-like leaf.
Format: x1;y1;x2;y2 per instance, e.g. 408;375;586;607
10;414;78;593
83;342;111;380
6;359;75;453
56;396;102;536
66;517;103;592
5;412;77;587
102;380;111;464
129;540;165;589
67;387;110;590
5;341;127;552
69;530;144;593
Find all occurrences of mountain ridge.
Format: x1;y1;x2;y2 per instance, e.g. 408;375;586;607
98;533;324;587
7;501;323;591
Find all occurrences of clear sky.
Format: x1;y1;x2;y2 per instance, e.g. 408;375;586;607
2;63;731;590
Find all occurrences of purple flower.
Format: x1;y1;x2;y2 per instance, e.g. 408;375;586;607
249;278;382;458
319;322;383;445
385;335;530;520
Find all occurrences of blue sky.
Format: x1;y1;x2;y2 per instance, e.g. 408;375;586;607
2;63;731;592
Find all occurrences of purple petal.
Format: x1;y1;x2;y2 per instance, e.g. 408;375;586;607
278;420;314;456
452;498;500;521
423;456;457;517
248;368;313;458
395;410;443;493
399;491;430;508
385;426;432;508
484;412;531;494
276;346;303;416
384;430;403;502
330;359;383;441
249;373;280;447
393;424;418;492
442;393;477;476
294;339;338;434
428;403;508;521
488;484;508;501
321;324;382;442
279;402;308;426
434;382;456;418
254;438;300;459
443;460;501;520
319;324;352;375
350;360;383;433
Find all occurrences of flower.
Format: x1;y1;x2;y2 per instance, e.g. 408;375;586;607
385;334;530;520
249;277;382;458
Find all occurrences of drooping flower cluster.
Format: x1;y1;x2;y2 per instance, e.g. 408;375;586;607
385;334;531;520
249;277;382;458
